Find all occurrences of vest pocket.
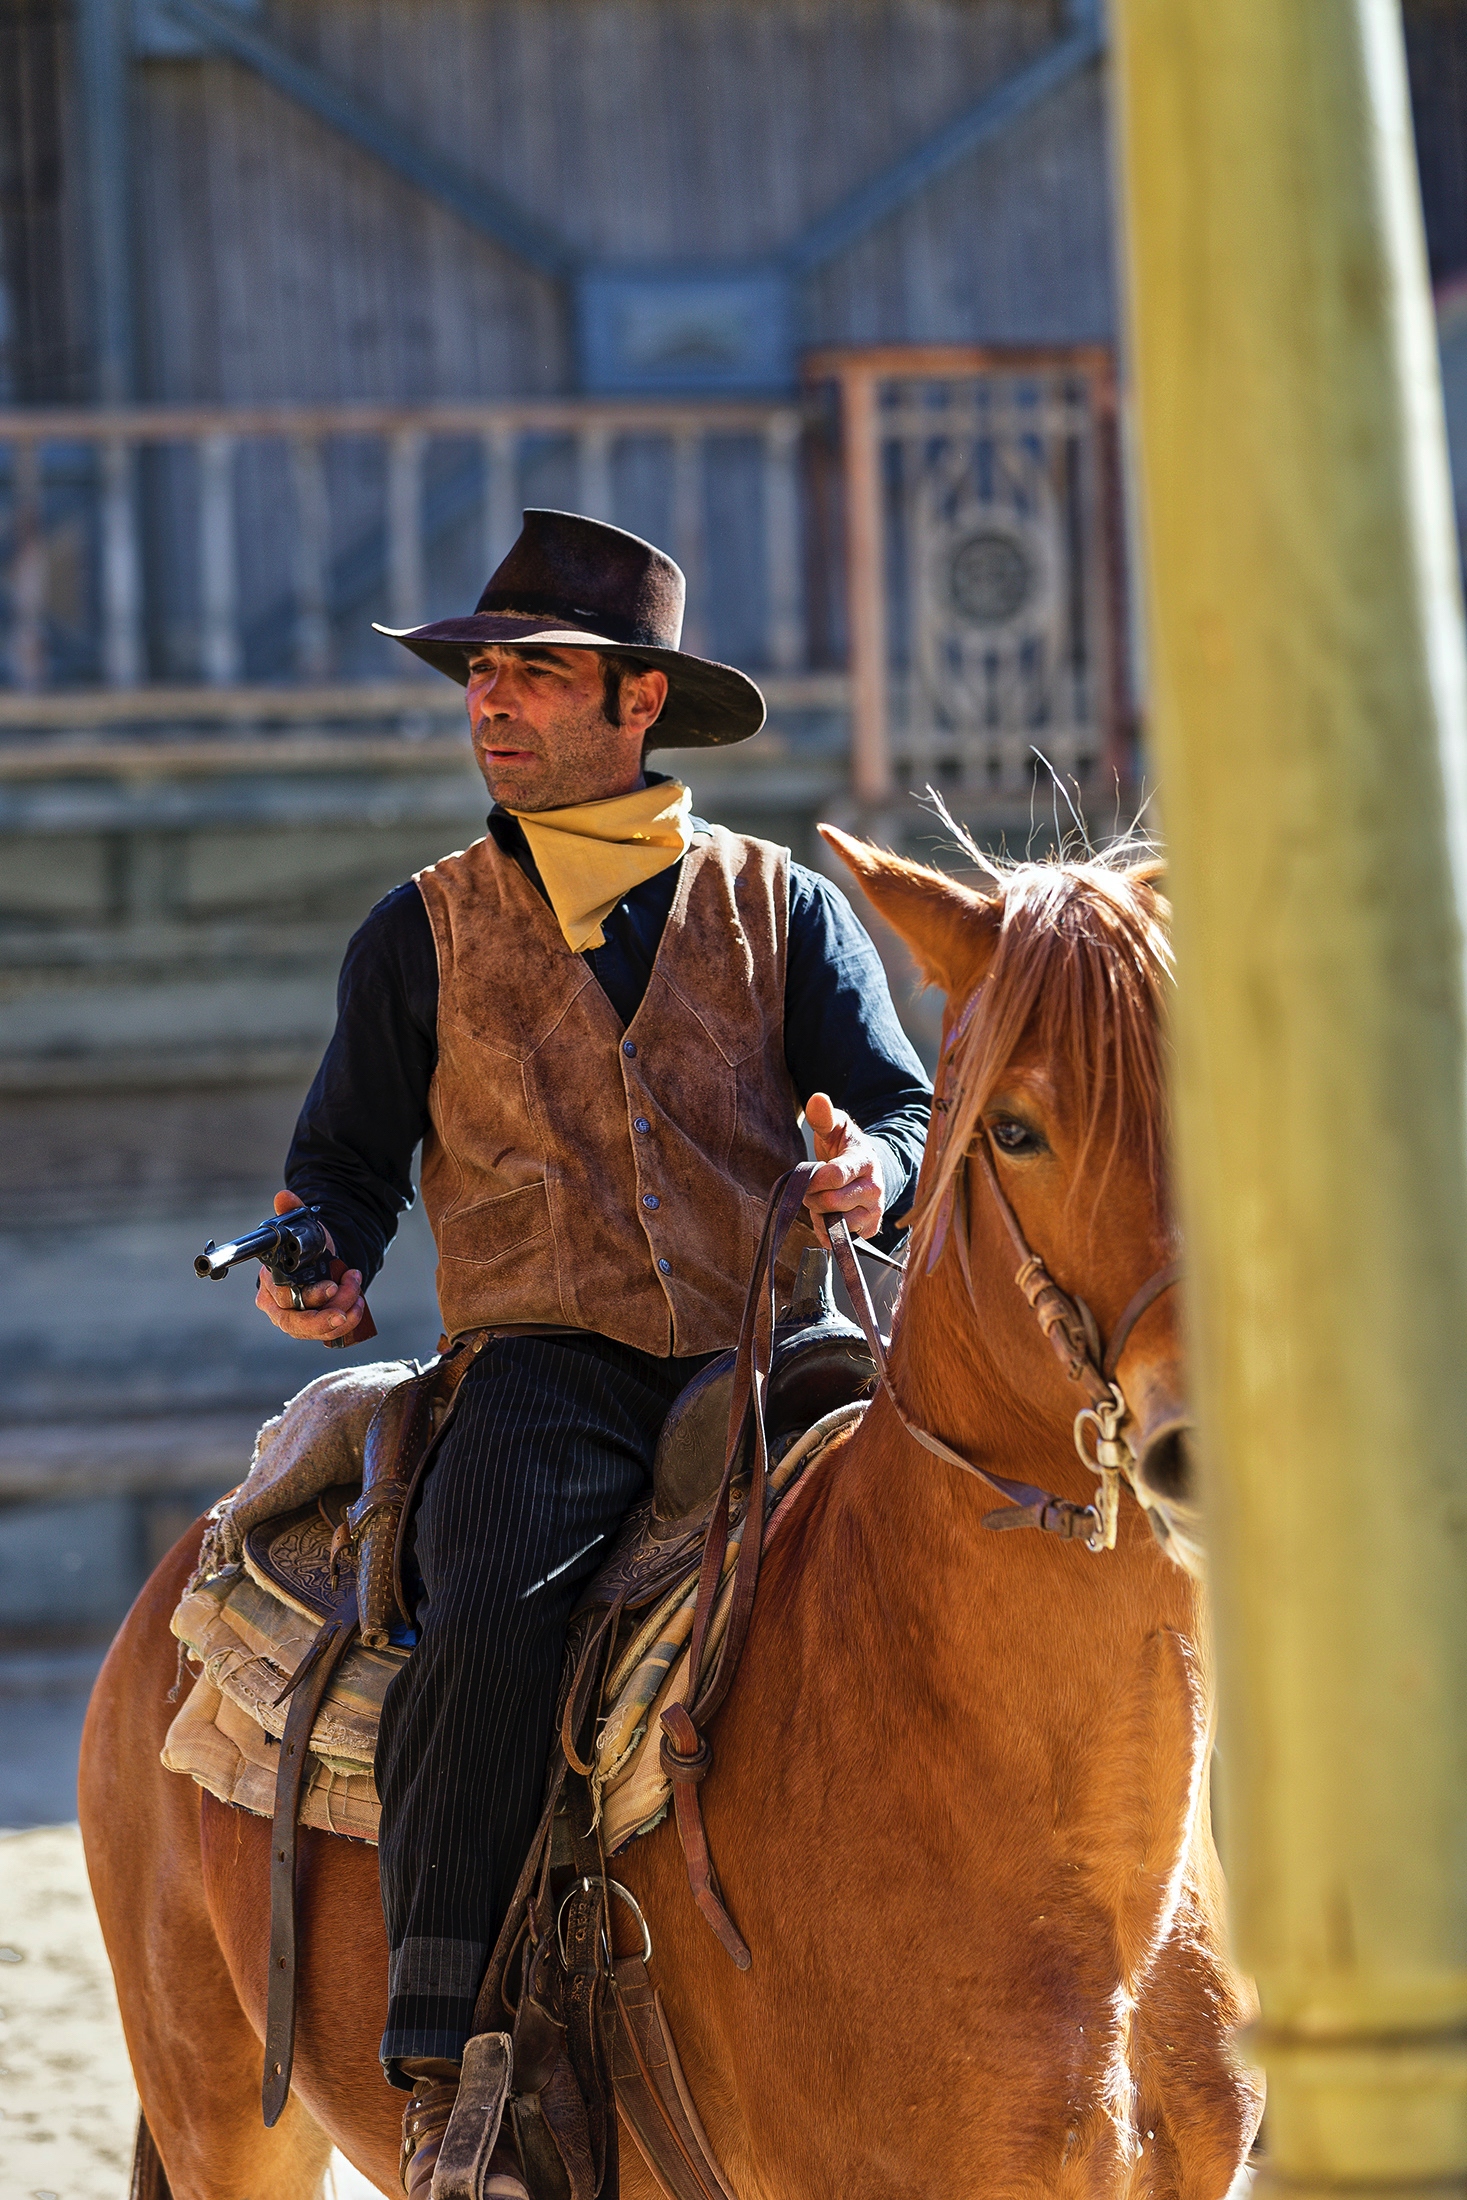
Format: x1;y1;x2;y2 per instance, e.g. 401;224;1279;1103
437;1178;553;1267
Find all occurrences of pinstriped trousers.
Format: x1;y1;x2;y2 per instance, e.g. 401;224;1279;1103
374;1330;705;2078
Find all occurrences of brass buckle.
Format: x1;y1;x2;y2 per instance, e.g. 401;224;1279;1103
1073;1384;1128;1553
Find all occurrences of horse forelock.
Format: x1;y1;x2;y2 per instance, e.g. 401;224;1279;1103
909;852;1173;1271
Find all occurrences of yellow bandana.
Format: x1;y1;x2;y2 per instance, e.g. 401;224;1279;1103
509;781;693;952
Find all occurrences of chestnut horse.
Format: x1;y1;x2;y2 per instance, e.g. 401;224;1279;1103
80;827;1262;2200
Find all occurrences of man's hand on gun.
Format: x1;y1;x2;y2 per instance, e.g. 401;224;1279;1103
802;1092;886;1244
253;1189;368;1342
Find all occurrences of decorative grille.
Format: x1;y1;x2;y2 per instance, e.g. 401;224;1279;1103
812;346;1130;819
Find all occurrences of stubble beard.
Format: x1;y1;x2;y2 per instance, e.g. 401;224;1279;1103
477;692;633;813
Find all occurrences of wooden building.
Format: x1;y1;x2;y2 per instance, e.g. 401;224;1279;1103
0;0;1455;1642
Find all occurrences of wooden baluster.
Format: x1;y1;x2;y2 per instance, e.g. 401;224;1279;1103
9;439;46;692
671;429;706;655
577;425;614;523
387;428;425;631
763;411;803;672
290;435;331;680
841;369;892;806
199;431;240;685
481;426;517;577
101;436;142;687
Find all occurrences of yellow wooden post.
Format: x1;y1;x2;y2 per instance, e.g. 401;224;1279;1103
1112;4;1467;2194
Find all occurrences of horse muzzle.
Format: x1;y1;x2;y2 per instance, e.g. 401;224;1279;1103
1123;1370;1206;1578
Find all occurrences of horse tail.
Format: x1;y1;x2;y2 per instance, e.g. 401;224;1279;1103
129;2110;173;2200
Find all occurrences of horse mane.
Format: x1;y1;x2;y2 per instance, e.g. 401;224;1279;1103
907;827;1174;1273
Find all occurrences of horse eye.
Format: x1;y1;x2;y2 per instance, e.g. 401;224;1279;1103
990;1118;1040;1155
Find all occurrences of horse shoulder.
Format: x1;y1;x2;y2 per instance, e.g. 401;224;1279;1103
1056;1620;1212;1984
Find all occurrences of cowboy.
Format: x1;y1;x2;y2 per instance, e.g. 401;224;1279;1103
252;510;931;2195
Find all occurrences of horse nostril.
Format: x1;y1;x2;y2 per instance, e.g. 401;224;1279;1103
1140;1423;1194;1505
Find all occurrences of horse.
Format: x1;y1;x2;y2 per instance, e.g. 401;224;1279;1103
80;824;1263;2200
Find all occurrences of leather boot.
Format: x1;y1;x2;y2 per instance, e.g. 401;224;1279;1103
398;2058;530;2200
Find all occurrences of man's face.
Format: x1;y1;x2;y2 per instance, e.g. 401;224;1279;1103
464;645;666;811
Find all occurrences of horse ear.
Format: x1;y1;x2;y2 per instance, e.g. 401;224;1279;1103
818;824;1000;996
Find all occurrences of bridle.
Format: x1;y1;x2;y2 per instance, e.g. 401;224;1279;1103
828;994;1182;1555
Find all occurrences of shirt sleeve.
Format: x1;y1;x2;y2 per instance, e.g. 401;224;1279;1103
784;863;934;1247
284;883;439;1285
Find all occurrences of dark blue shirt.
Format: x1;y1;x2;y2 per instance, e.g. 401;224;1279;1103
285;807;932;1286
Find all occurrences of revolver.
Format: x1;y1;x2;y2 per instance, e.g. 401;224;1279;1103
195;1206;377;1345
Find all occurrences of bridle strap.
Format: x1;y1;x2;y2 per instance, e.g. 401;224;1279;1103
827;1220;1101;1542
968;1133;1181;1407
1104;1259;1183;1381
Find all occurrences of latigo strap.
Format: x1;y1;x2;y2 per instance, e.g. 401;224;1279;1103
262;1572;359;2126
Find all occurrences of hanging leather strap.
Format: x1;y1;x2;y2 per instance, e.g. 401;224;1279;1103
659;1162;820;1967
607;1958;739;2200
262;1574;359;2126
329;1333;489;1646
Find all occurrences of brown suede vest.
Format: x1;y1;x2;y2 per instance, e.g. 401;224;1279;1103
414;825;808;1356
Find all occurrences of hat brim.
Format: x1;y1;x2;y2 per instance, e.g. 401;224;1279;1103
372;613;766;749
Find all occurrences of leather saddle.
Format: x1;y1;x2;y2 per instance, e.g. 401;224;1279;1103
247;1248;877;1631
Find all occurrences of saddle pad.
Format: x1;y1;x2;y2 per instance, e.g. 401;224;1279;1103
162;1672;384;1843
162;1401;863;1853
169;1564;407;1775
595;1403;863;1853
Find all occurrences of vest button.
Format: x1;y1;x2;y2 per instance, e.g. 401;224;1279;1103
642;1193;660;1210
633;1117;651;1134
623;1040;637;1057
658;1258;671;1275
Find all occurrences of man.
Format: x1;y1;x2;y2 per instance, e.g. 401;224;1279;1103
253;510;930;2195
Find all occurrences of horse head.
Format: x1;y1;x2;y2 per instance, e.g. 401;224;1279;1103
821;822;1203;1577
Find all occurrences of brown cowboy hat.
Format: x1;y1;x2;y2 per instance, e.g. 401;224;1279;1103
374;508;766;749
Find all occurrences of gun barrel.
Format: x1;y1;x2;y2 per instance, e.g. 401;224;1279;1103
194;1207;328;1283
195;1219;291;1280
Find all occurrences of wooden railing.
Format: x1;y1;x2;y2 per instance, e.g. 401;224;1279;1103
0;398;835;727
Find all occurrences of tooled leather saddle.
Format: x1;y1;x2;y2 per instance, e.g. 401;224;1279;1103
255;1181;880;2199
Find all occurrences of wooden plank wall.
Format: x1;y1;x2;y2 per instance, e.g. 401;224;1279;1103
132;0;1116;403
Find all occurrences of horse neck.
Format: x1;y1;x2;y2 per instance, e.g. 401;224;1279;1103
791;1255;1073;1663
883;1241;1094;1501
805;1248;1208;1837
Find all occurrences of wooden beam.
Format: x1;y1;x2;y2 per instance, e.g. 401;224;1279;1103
157;0;579;282
0;398;805;440
782;4;1104;277
1114;3;1467;2191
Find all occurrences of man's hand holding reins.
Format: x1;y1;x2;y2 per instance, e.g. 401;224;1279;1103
803;1092;886;1243
253;1189;367;1342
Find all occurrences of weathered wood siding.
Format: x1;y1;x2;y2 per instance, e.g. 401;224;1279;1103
133;0;1114;403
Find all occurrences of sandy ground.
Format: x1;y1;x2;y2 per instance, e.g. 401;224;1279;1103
0;1825;385;2200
